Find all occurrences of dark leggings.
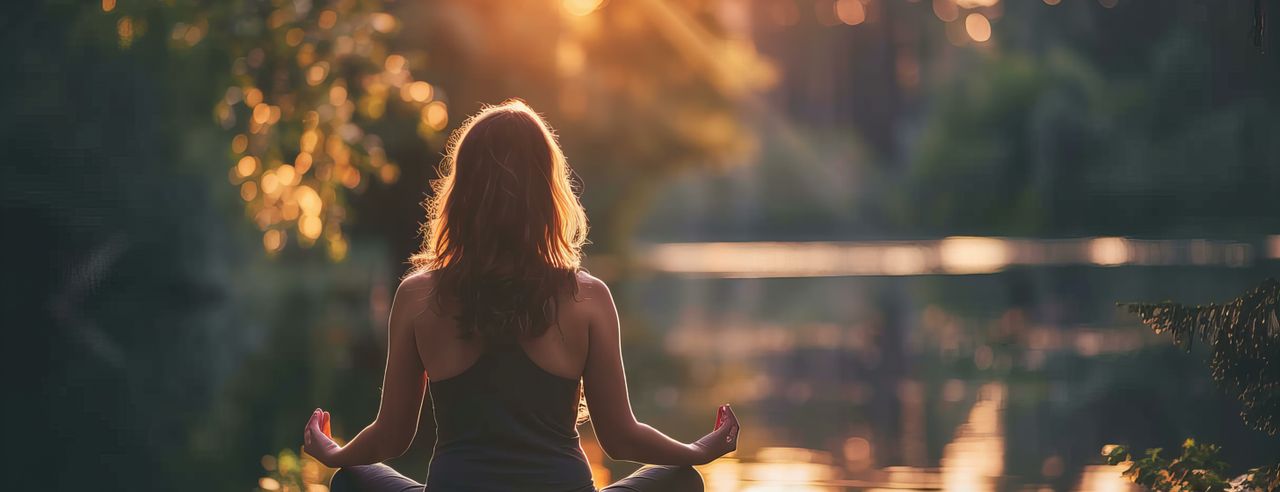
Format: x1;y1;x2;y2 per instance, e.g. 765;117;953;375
328;463;703;492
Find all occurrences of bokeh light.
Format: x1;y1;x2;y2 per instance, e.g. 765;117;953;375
834;0;867;26
180;1;452;258
965;13;992;43
933;0;960;22
563;0;604;16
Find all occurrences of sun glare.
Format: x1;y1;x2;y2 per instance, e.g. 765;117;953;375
563;0;604;16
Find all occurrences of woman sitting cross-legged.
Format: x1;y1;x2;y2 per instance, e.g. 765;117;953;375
301;100;740;492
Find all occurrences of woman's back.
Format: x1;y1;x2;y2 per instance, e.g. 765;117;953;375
304;101;734;492
409;271;598;491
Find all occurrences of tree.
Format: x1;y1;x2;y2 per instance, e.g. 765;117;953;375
89;0;776;262
896;0;1280;238
93;0;452;261
1105;279;1280;491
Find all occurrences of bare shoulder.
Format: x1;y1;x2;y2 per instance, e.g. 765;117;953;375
400;269;437;293
573;270;616;314
392;270;438;321
574;270;611;299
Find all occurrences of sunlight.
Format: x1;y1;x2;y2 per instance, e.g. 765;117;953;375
702;447;840;491
645;237;1259;277
1077;465;1138;492
938;236;1010;274
1089;237;1130;266
564;0;604;16
940;383;1005;492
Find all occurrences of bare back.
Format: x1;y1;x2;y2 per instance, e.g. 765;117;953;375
405;270;602;384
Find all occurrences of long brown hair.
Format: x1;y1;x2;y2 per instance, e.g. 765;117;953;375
409;99;588;343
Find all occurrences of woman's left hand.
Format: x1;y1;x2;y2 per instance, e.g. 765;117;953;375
303;408;342;467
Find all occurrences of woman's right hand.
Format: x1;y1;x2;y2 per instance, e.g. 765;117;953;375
691;404;740;463
303;408;342;468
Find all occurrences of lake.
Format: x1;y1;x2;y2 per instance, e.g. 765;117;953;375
587;236;1280;491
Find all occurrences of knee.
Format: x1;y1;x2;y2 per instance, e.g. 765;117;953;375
328;467;354;492
668;465;704;491
602;465;704;492
646;465;703;492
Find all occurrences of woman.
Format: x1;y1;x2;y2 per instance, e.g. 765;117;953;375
301;100;740;492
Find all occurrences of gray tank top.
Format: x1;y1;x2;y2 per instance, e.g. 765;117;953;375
426;342;594;492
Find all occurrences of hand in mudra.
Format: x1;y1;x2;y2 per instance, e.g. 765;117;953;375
693;404;740;463
302;408;341;467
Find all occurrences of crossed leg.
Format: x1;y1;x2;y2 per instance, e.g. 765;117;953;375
328;463;703;492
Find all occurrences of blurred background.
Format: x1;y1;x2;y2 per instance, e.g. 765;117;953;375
5;0;1280;490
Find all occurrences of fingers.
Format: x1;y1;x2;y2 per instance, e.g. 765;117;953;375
722;406;739;448
716;404;732;431
723;405;738;425
712;405;737;434
304;410;318;444
716;406;735;428
322;411;332;438
308;409;324;433
305;408;326;448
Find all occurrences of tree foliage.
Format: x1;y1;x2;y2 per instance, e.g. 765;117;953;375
1103;440;1231;492
87;1;774;259
94;0;450;261
1102;440;1279;492
1121;278;1280;436
1105;279;1280;491
898;1;1280;238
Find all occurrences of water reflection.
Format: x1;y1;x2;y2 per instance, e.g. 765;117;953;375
605;239;1280;490
693;383;1003;490
938;383;1004;491
687;382;1137;491
701;449;839;492
644;236;1260;278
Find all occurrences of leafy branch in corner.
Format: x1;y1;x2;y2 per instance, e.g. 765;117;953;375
1102;279;1280;491
1119;278;1280;435
1102;440;1280;492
